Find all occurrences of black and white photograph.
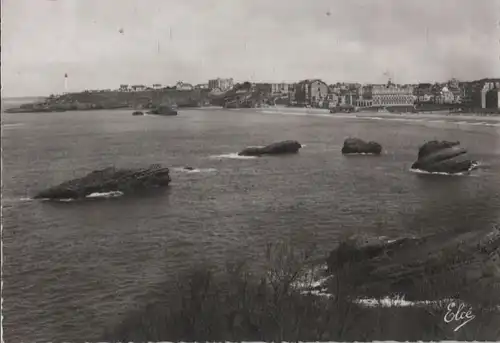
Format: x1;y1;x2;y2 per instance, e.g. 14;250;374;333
1;0;500;341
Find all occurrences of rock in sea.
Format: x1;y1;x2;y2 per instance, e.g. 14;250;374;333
147;104;178;116
33;164;171;200
132;111;144;116
411;140;478;174
238;140;302;156
341;138;382;155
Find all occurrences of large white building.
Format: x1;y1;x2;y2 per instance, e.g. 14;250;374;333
208;78;234;91
371;84;415;106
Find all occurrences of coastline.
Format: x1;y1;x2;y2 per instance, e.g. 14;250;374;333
252;106;500;121
5;100;499;117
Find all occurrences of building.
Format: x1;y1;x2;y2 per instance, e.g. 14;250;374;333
486;89;500;109
447;78;460;89
462;79;500;108
131;85;146;92
294;79;329;106
175;81;194;91
194;83;209;90
152;84;162;89
355;99;373;107
371;81;415;106
119;84;130;92
270;83;293;95
208;78;234;91
253;83;272;94
434;86;456;104
414;83;433;103
342;90;359;106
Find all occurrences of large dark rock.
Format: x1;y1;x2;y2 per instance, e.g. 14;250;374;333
411;140;478;174
326;234;424;272
33;164;171;200
324;228;500;299
147;104;178;116
238;140;302;156
132;111;144;116
341;138;382;155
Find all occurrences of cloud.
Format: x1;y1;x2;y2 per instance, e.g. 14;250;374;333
2;0;499;96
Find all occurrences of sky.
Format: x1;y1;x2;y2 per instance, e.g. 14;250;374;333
2;0;500;97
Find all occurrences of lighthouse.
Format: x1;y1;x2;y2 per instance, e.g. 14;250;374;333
64;73;68;93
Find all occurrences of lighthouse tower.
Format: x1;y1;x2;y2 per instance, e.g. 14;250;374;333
64;73;68;93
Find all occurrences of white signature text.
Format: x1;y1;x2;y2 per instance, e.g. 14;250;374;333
444;301;476;332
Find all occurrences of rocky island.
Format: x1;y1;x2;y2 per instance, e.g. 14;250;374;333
341;138;382;155
34;164;171;200
238;140;302;156
410;140;478;174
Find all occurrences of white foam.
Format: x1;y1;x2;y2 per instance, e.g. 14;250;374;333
409;165;478;176
173;167;217;173
1;123;24;128
343;152;380;156
210;153;257;159
260;110;335;118
258;109;500;128
354;295;455;308
86;191;124;198
39;198;75;202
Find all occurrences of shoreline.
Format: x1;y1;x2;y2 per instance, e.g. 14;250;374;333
3;103;500;121
250;106;500;121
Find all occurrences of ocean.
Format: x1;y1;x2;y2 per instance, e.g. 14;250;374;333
2;106;500;341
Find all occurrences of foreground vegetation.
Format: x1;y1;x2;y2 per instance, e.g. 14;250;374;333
103;237;500;342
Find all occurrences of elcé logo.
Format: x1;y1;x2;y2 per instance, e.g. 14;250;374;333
444;301;476;332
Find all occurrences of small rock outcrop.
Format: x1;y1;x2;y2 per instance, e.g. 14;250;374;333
238;140;302;156
411;140;478;174
341;138;382;155
326;234;424;272
33;164;171;200
132;111;144;116
147;104;178;116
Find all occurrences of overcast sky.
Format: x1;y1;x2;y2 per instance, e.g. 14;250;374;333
2;0;500;97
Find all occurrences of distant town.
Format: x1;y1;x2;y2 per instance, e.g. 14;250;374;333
81;76;500;111
6;76;500;114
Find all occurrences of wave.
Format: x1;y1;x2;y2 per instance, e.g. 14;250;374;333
409;162;480;176
172;167;217;173
22;190;125;202
1;123;25;128
39;198;76;202
260;110;336;118
257;109;500;127
358;116;500;127
343;152;381;156
86;191;124;198
209;153;258;159
353;295;455;309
